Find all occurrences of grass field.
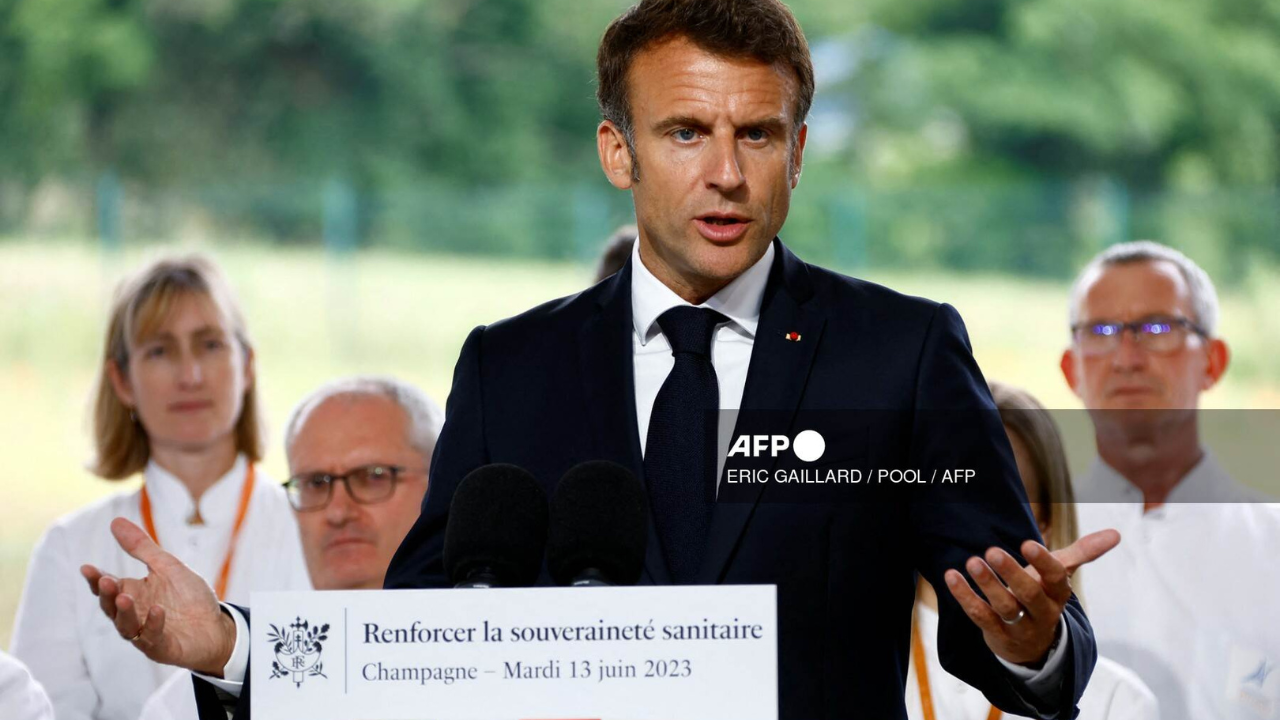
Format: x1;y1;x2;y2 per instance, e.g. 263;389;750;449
3;238;1278;648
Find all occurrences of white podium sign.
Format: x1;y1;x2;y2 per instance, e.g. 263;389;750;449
251;585;777;720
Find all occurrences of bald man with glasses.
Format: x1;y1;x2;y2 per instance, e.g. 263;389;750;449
1060;241;1280;720
80;376;444;720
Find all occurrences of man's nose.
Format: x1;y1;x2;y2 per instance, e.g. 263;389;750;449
1111;329;1148;370
325;480;360;525
705;135;746;192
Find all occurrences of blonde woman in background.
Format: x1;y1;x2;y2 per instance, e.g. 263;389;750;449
906;381;1157;720
11;255;310;720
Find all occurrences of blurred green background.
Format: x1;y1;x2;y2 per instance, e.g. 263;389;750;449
3;0;1279;647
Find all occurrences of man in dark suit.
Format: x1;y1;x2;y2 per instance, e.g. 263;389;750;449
386;1;1115;718
84;2;1116;718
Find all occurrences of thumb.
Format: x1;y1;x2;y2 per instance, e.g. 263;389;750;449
1054;529;1121;574
110;517;173;571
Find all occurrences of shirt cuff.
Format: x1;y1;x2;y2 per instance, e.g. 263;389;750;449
192;603;249;696
995;615;1068;696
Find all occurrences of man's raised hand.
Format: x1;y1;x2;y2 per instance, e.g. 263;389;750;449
945;529;1120;666
80;517;236;677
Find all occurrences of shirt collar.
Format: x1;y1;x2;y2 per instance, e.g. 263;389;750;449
1084;449;1256;508
1079;457;1142;504
144;453;248;527
1165;449;1260;503
630;238;774;346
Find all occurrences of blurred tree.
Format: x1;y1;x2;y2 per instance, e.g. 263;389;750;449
0;0;609;187
815;0;1280;275
0;0;1275;271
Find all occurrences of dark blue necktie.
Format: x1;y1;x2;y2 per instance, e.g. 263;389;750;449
644;306;728;583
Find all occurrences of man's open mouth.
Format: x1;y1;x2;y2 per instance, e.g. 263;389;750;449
700;215;749;225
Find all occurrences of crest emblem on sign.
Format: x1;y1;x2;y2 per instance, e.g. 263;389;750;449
268;617;329;688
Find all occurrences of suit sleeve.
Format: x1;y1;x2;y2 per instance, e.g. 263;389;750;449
907;303;1096;719
384;325;490;589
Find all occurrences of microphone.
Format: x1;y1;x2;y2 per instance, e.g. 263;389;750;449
444;464;548;588
547;461;649;587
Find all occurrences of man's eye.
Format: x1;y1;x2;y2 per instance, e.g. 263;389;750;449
144;346;167;358
745;128;768;141
674;128;698;142
204;338;226;351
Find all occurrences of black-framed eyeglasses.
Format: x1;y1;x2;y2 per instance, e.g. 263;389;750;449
1070;316;1208;357
282;464;424;511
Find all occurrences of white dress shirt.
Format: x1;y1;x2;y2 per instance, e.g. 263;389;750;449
10;455;312;720
630;237;770;457
630;240;1068;694
906;604;1159;720
1077;454;1280;720
0;650;54;720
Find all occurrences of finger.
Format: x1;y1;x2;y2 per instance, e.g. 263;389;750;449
110;517;172;571
81;565;103;596
1023;540;1070;604
1053;529;1121;575
966;556;1024;623
97;575;121;621
114;592;145;642
986;547;1054;618
943;569;1005;635
134;605;168;656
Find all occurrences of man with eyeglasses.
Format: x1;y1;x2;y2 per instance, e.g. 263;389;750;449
1060;240;1280;720
80;376;443;720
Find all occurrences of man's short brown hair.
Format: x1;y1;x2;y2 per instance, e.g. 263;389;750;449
597;0;814;146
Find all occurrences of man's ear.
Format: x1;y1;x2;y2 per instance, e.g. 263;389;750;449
1203;338;1230;390
790;123;808;188
597;120;634;190
1060;348;1082;397
106;359;135;408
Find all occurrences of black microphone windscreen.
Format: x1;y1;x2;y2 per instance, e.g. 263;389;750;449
547;460;648;586
443;464;548;587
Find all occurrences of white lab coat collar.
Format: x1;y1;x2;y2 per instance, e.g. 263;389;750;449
1081;449;1262;509
143;453;248;528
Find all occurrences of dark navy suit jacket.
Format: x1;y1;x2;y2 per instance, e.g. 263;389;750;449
201;240;1096;720
385;240;1096;718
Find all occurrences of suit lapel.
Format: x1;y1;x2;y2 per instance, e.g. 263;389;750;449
576;261;672;585
698;241;826;584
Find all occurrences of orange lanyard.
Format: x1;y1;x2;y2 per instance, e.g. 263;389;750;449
912;614;1002;720
139;463;256;600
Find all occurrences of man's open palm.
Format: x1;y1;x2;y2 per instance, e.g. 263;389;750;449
80;517;236;676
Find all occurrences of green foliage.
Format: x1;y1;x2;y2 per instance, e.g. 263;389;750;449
0;0;607;187
0;0;1276;275
797;0;1280;276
